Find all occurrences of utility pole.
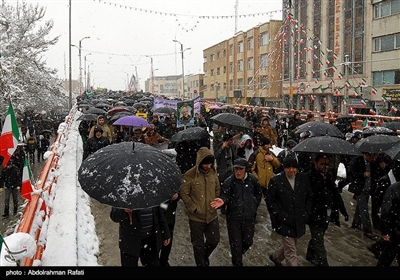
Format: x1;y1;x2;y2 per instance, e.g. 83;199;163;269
68;0;72;110
287;0;294;113
342;54;350;115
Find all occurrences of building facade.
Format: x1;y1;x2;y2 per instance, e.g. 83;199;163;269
280;0;400;115
203;20;283;105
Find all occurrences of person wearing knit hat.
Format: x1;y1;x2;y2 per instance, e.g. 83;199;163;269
283;156;299;169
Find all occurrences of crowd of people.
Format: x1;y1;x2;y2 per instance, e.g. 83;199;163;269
73;97;400;268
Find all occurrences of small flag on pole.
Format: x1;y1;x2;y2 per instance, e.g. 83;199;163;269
0;101;20;168
371;87;377;95
361;78;367;86
363;118;369;127
21;157;35;201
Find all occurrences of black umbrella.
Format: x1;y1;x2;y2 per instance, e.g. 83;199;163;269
170;127;209;142
296;121;344;138
354;134;400;154
85;107;107;115
210;113;252;132
153;107;177;115
78;142;182;210
381;121;400;131
335;115;357;123
77;113;98;121
362;126;397;136
292;135;362;156
382;141;400;160
108;111;134;123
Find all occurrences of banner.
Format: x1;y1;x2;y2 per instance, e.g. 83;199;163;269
153;97;179;111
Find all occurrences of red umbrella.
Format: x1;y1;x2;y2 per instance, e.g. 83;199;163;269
107;106;131;116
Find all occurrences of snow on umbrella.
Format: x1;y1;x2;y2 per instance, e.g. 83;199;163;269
77;113;98;121
296;121;344;138
170;127;209;142
354;134;400;154
362;126;397;136
292;135;362;156
107;106;132;116
153;107;177;115
85;107;107;115
113;115;150;128
382;141;400;160
108;111;134;123
381;121;400;131
78;142;182;210
210;113;252;132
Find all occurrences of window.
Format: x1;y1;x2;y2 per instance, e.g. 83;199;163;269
373;70;400;86
203;56;207;63
230;44;233;56
223;66;226;74
217;68;220;75
260;75;268;89
374;0;400;18
223;49;226;57
261;32;269;46
230;62;234;73
247;57;254;70
237;78;244;90
210;69;214;76
217;52;220;59
238;60;244;72
247;77;253;90
260;54;268;67
210;54;215;61
229;79;234;91
248;37;254;49
374;33;400;51
204;70;207;77
238;41;244;53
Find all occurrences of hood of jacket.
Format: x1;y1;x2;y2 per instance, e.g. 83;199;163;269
195;147;216;172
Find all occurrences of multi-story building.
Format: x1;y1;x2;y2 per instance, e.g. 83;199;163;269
144;74;203;99
280;0;400;115
203;20;283;105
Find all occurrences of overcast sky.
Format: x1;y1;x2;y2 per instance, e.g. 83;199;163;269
8;0;283;90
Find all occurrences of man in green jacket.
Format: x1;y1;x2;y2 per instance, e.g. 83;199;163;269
180;147;221;266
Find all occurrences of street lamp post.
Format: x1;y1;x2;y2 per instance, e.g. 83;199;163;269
87;63;94;92
145;55;154;93
173;40;191;99
84;53;92;93
78;36;90;94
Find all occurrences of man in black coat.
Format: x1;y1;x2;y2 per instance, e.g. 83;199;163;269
211;158;262;266
305;154;349;266
348;152;387;240
110;206;171;266
265;156;312;266
1;160;21;217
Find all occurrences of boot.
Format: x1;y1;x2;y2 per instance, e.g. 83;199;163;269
367;240;382;259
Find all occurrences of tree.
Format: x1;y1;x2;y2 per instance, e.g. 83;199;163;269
0;1;67;118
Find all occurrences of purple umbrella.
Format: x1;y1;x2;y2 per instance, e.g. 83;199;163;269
113;115;150;127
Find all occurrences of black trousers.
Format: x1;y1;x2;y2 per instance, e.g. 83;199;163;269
189;218;220;266
120;234;160;267
377;239;400;267
226;219;255;266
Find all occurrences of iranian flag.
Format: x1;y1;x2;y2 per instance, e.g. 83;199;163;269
391;106;398;114
371;87;378;95
369;109;376;115
361;78;367;86
360;99;367;106
363;118;369;127
0;102;20;168
381;96;388;103
21;157;35;201
338;72;344;80
345;81;351;89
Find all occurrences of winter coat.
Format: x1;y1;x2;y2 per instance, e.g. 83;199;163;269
83;135;110;160
306;167;348;228
347;156;386;195
380;181;400;240
110;207;170;257
1;164;21;189
264;171;312;238
220;172;262;222
214;141;236;183
180;147;220;224
88;116;113;143
251;145;280;188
